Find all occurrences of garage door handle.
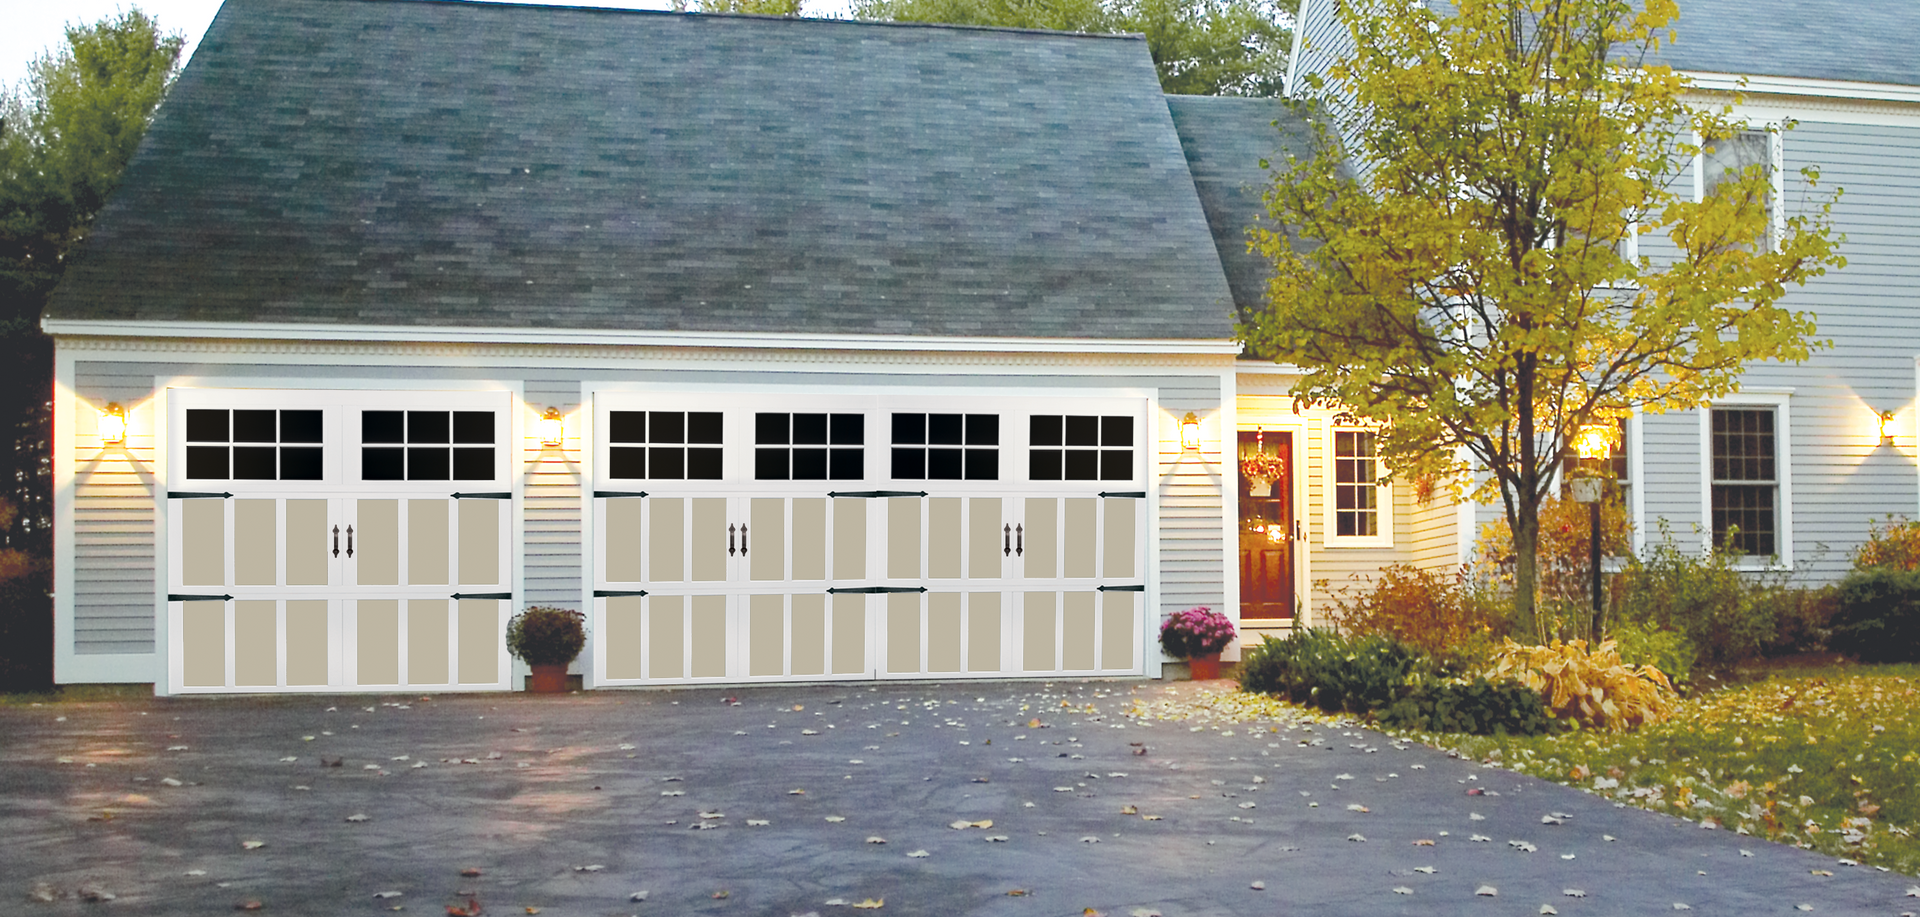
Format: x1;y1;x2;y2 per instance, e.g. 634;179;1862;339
346;525;354;559
1004;523;1011;557
728;523;736;556
1016;523;1024;557
332;525;340;558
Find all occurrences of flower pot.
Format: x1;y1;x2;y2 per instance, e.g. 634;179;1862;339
528;663;570;693
1188;652;1223;681
1247;477;1271;497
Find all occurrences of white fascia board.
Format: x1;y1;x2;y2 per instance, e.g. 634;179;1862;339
41;319;1243;356
1681;71;1920;106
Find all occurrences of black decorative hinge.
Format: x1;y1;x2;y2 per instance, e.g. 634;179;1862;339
826;586;930;594
450;592;513;600
826;490;928;498
594;491;650;499
168;593;233;602
1097;491;1147;499
593;589;649;598
168;491;233;499
1096;584;1146;592
452;492;512;500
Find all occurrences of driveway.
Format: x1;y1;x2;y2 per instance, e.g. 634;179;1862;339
2;680;1915;916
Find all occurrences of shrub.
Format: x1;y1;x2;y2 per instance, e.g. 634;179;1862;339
1323;563;1509;661
1853;517;1920;571
1610;529;1780;672
1483;638;1677;731
1759;584;1838;657
1159;606;1236;659
1381;676;1553;736
1238;629;1428;714
1476;494;1633;642
1830;566;1920;663
1608;618;1695;687
505;606;587;666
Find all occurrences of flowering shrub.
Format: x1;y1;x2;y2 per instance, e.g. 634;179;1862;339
1159;606;1236;659
1854;517;1920;571
1324;563;1508;661
505;605;587;666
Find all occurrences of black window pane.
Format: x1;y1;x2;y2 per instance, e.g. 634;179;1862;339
928;448;963;479
453;447;494;480
408;411;450;444
362;447;404;480
830;448;863;480
928;414;963;446
232;446;277;479
609;446;647;479
650;411;685;445
892;447;925;479
281;447;323;480
281;410;323;443
687;447;724;480
966;414;999;446
1030;415;1061;447
687;412;724;444
408;446;451;480
1064;449;1099;480
1102;416;1133;447
893;413;925;445
1101;449;1132;481
792;448;828;480
756;413;789;446
1029;450;1061;481
650;446;685;479
793;413;828;445
609;411;648;444
1064;416;1100;447
453;412;493;444
233;410;276;443
965;449;998;481
186;445;229;479
756;448;788;480
186;409;228;443
362;411;404;444
831;413;864;445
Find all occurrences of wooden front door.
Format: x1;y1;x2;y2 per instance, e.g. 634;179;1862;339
1238;430;1295;621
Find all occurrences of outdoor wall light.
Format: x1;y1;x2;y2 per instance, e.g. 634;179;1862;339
537;407;565;447
1880;409;1897;446
1570;423;1613;462
98;403;126;446
1179;412;1201;451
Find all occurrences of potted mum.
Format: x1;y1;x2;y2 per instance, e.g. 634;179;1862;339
505;605;587;693
1160;606;1237;680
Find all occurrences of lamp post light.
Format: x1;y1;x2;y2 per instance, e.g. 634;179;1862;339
1570;424;1612;641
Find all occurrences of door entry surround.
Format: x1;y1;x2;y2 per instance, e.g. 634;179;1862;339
588;390;1152;686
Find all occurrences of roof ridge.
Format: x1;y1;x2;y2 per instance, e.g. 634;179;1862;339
340;0;1149;41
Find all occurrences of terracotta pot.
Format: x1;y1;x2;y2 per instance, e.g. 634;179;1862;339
528;663;570;693
1188;652;1223;681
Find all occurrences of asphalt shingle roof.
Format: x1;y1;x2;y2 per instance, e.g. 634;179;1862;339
46;0;1238;341
1654;0;1920;87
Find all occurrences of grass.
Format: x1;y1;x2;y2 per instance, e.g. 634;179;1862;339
1395;662;1920;876
0;683;153;707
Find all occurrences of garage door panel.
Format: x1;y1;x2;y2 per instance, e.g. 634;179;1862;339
831;594;867;675
182;500;226;587
968;498;1002;580
285;600;330;685
791;593;827;676
603;595;644;679
927;592;962;673
234;599;278;686
690;594;728;677
409;599;450;685
928;498;961;579
234;501;277;586
355;599;400;686
1023;591;1056;672
355;500;400;586
750;498;785;582
888;497;920;580
1064;498;1097;578
1023;498;1056;579
458;499;501;587
650;595;685;678
967;592;1001;673
691;499;728;582
749;593;784;676
650;498;685;583
456;599;499;685
886;592;921;674
1103;498;1136;579
182;600;226;687
792;499;826;581
833;498;866;580
1062;591;1096;670
409;499;450;586
285;500;330;586
604;498;644;583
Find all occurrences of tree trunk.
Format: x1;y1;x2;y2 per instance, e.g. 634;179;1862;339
1512;494;1540;642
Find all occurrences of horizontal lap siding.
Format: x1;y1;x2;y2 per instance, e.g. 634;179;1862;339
1632;119;1920;582
522;375;582;607
71;362;165;654
1154;375;1227;619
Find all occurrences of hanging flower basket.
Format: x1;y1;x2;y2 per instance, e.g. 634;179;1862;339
1240;452;1286;483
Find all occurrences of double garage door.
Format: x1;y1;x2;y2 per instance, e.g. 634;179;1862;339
163;389;513;694
589;391;1149;685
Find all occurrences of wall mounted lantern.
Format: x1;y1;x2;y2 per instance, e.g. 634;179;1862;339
537;407;565;447
1880;409;1897;446
1179;412;1201;451
98;403;127;446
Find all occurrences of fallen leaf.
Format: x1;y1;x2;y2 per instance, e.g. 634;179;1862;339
1249;880;1266;890
573;864;604;872
1811;869;1833;876
1083;910;1106;917
825;816;847;823
1393;887;1412;895
1796;906;1812;912
28;885;56;903
234;901;262;911
1129;909;1162;917
851;898;884;909
446;898;481;916
346;813;370;823
241;840;265;850
459;868;483;878
373;891;404;899
790;789;806;795
1540;906;1559;915
524;909;541;915
1673;905;1692;912
866;836;887;844
1563;889;1586;897
629;891;648;902
1120;805;1138;815
1347;804;1368;813
1080;836;1100;843
1346;834;1366;842
985;835;1010;842
1007;890;1029;897
1141;814;1162;821
907;849;930;858
186;869;208;877
1476;884;1498;896
161;777;184;787
747;819;770;827
1413;839;1435;846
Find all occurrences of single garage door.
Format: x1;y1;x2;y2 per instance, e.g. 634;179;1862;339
590;392;1147;686
164;389;513;694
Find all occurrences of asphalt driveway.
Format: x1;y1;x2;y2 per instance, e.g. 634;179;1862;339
3;680;1916;916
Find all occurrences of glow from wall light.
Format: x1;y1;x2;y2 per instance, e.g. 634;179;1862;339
537;407;564;447
1180;412;1201;451
98;403;126;445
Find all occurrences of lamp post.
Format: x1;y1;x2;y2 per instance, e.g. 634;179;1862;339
1569;425;1612;641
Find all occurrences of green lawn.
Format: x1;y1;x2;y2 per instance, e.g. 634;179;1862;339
1405;664;1920;876
0;683;153;707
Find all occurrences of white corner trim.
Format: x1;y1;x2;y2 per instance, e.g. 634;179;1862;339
1628;408;1646;559
1682;71;1920;106
41;318;1242;357
1698;393;1793;570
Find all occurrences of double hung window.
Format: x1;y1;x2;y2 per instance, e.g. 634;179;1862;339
1710;407;1779;558
1324;427;1391;546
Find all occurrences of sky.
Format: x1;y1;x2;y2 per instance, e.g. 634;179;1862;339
3;0;857;94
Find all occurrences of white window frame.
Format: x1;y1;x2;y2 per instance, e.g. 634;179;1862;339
1322;423;1393;548
1698;390;1792;570
1693;125;1785;252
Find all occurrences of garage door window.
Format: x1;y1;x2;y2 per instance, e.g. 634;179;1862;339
1028;415;1132;481
608;411;723;480
186;409;324;480
757;413;864;480
891;413;998;480
362;410;495;481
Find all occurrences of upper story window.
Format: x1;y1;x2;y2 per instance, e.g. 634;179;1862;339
1700;129;1778;250
756;413;863;480
609;411;722;480
362;410;495;481
892;413;998;480
1710;407;1777;557
186;409;323;480
1029;415;1133;481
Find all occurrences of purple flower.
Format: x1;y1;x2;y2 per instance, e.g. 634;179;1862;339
1159;606;1236;658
